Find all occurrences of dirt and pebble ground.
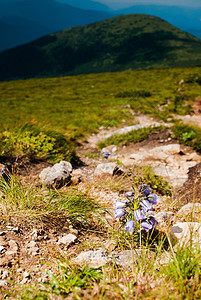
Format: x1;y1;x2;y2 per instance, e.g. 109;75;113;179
0;113;201;297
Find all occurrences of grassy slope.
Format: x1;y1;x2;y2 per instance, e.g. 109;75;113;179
1;66;201;138
1;14;201;80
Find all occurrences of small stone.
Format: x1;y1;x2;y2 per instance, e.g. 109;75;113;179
0;246;4;253
0;280;8;286
170;222;201;248
30;229;38;240
39;161;72;188
2;270;9;279
23;271;30;278
58;234;77;247
17;268;23;273
26;241;36;248
8;240;18;253
27;247;39;255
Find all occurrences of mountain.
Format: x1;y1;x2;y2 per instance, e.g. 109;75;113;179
0;0;112;50
55;0;112;11
0;16;50;50
1;14;201;81
117;5;201;39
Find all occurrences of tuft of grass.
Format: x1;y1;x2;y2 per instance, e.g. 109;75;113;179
160;241;201;298
0;175;104;229
99;126;164;148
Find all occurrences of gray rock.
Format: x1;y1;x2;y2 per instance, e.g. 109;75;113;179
2;270;9;279
72;249;153;270
170;222;201;248
23;271;30;278
149;144;181;156
72;249;108;268
154;211;173;224
177;203;201;216
39;161;72;188
109;249;154;271
94;163;123;176
58;234;77;247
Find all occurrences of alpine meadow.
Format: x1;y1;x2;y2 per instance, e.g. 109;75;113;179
1;11;201;300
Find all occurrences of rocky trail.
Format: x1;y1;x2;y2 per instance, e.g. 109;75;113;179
0;113;201;297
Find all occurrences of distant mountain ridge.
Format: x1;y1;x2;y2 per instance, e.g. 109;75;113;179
1;14;201;81
56;0;112;11
0;0;113;50
117;4;201;39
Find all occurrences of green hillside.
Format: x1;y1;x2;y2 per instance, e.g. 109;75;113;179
1;14;201;80
1;65;201;164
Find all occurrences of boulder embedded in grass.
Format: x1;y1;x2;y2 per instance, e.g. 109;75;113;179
39;161;72;188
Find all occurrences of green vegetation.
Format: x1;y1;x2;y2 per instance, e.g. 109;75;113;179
99;125;164;148
131;166;173;196
172;123;201;153
0;175;103;228
1;65;201;161
160;243;201;298
2;14;201;81
0;123;79;164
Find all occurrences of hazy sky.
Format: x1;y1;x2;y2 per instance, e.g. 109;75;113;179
94;0;201;9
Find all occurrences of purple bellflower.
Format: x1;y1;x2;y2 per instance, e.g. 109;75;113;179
140;199;153;213
115;201;126;209
125;191;134;198
114;209;125;219
149;217;158;228
125;220;135;234
147;194;157;204
134;209;145;222
139;184;150;196
141;221;153;232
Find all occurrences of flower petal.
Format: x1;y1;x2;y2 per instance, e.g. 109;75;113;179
115;201;126;209
149;217;158;228
147;194;157;204
141;221;152;232
125;191;134;197
134;209;145;222
125;220;135;234
139;184;150;196
140;199;153;213
114;209;125;219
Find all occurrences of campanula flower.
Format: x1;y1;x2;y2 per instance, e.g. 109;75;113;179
141;221;153;232
149;217;158;228
147;194;157;204
125;191;134;197
134;209;145;222
115;201;126;209
125;220;135;233
139;184;150;196
114;209;125;219
104;152;111;158
140;199;153;213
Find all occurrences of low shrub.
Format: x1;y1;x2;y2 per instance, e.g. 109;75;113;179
0;123;80;164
